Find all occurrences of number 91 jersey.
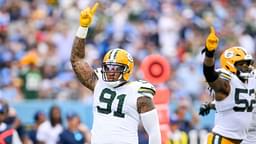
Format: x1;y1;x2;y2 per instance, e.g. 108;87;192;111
91;68;155;144
213;68;256;140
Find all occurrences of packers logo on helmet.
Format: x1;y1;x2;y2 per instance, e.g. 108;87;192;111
102;48;134;83
220;47;253;78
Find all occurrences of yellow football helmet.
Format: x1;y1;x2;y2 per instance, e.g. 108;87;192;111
102;48;134;83
220;47;253;75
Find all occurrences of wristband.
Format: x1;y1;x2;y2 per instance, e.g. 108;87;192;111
201;47;215;57
203;64;219;82
205;49;215;57
76;26;88;39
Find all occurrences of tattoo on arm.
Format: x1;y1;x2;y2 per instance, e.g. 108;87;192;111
70;37;97;91
137;96;155;113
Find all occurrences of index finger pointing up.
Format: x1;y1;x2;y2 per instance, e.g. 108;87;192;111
210;26;215;34
91;2;99;15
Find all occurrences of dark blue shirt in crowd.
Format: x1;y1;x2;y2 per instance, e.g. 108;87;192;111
28;129;37;144
58;129;85;144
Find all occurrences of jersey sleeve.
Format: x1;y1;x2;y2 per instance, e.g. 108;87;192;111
137;80;156;99
216;68;232;81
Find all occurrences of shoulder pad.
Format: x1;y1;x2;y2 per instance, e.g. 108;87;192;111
217;68;232;81
137;80;156;98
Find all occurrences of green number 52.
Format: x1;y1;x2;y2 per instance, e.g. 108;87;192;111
233;88;256;112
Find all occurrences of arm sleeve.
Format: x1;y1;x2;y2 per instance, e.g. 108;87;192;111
12;130;22;144
203;64;219;82
140;109;161;144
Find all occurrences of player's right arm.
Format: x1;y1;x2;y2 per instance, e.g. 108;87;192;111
70;3;99;91
203;27;230;101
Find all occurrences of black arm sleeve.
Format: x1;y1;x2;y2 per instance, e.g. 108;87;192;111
203;64;219;82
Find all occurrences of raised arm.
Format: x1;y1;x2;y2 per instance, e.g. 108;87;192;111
70;3;99;91
203;27;230;101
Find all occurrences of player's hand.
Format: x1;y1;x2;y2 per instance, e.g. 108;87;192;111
80;2;99;27
206;26;219;51
199;102;211;116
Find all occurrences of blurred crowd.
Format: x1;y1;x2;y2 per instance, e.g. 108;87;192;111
1;0;256;143
0;99;91;144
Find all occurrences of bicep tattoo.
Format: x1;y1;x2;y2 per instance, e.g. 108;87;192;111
137;96;155;113
72;61;97;91
70;37;97;91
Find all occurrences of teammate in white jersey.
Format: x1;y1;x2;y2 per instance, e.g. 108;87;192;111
200;97;256;144
200;72;256;144
70;3;161;144
201;26;256;144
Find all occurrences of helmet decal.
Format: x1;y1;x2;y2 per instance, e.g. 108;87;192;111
127;53;133;63
224;51;234;58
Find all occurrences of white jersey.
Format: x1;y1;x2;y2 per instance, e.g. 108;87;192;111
213;69;256;140
91;68;155;144
242;69;256;144
241;111;256;144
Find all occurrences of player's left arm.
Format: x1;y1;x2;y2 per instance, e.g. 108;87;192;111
137;82;161;144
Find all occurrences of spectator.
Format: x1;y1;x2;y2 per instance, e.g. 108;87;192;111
58;112;90;144
168;115;188;144
5;107;31;144
174;99;199;133
0;99;22;144
19;49;42;99
37;105;63;144
28;110;46;144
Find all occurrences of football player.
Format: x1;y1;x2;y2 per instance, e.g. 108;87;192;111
200;99;256;144
70;3;161;144
201;26;256;144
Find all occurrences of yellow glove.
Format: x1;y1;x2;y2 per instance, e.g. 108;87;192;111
80;3;99;27
206;26;219;51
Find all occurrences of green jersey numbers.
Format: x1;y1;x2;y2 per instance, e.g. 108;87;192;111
96;88;126;118
233;88;256;112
